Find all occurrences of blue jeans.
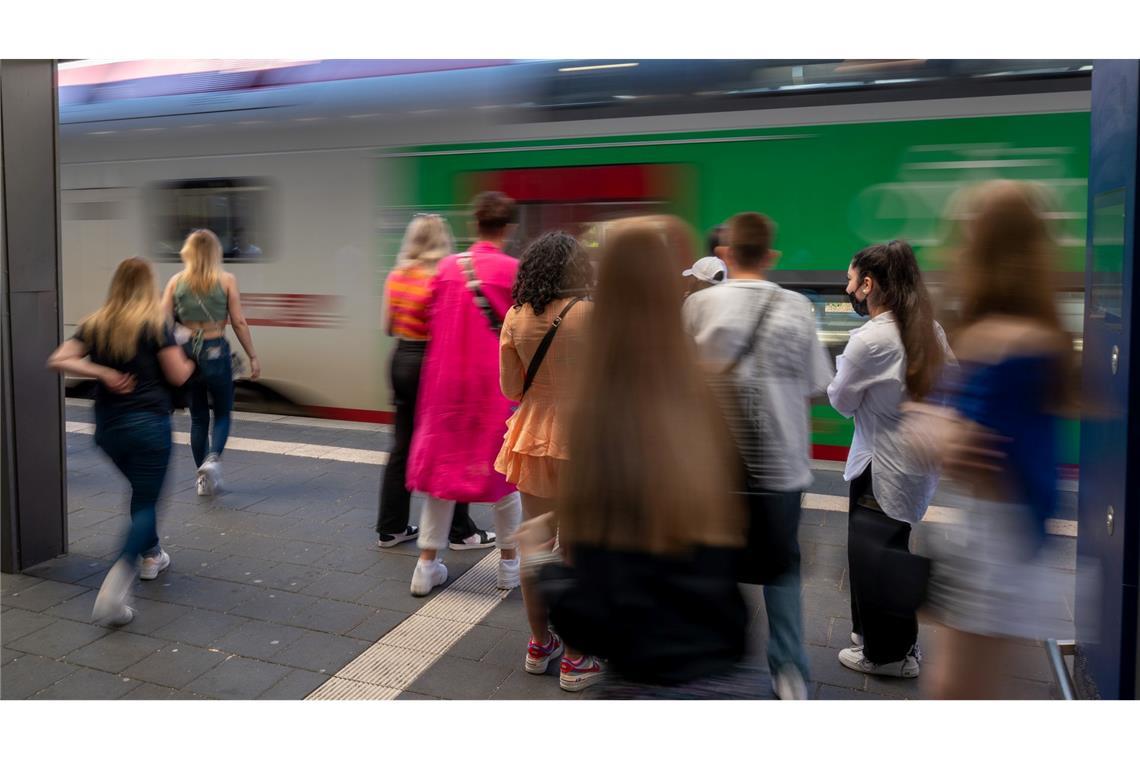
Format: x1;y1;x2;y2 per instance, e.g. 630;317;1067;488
189;337;234;467
761;490;809;681
94;411;172;561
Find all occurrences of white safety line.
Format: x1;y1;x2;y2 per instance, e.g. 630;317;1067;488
306;551;509;700
64;423;1077;536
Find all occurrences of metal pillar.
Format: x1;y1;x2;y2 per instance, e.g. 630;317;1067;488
1076;59;1140;700
0;60;68;573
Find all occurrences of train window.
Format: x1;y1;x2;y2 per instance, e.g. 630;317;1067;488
150;178;274;262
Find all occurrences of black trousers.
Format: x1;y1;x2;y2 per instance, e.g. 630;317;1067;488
847;464;918;664
376;340;476;541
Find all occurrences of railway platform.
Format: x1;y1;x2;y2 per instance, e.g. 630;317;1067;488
0;401;1076;700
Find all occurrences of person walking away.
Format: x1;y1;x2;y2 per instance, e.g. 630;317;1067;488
161;229;260;496
495;231;599;691
376;213;495;550
682;256;728;299
405;191;523;596
48;257;196;625
827;239;949;679
515;222;761;698
683;212;834;699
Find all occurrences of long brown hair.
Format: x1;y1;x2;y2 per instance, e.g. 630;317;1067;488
80;257;166;361
559;223;743;555
851;240;944;400
179;229;223;296
954;180;1075;406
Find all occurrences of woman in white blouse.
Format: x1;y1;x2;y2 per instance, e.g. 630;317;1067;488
828;240;949;679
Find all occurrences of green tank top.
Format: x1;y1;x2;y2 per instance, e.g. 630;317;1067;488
173;277;229;323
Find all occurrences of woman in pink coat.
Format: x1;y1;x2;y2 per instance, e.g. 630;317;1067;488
406;191;522;596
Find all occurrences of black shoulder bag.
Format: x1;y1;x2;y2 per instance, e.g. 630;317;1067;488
521;297;584;396
457;253;503;333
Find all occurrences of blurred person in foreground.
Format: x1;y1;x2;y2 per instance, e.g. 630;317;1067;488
376;213;494;552
48;258;196;625
496;231;600;691
906;180;1074;698
683;212;833;699
406;192;522;596
514;222;762;698
161;229;260;496
827;240;950;678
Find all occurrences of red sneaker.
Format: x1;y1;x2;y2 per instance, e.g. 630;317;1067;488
560;654;603;692
525;630;564;674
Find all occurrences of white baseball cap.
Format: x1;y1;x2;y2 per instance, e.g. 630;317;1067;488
682;256;728;285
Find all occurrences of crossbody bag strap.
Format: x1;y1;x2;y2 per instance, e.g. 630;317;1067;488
522;296;584;396
458;253;503;333
722;289;780;376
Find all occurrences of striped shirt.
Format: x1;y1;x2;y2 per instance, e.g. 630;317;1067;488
386;264;433;340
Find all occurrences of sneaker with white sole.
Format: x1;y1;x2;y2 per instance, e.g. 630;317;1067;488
773;666;809;700
139;549;171;581
410;559;447;597
200;454;223;494
196;472;211;497
92;558;137;626
837;646;920;678
525;630;565;674
497;558;520;591
560;654;604;692
449;529;496;551
377;525;419;548
851;632;864;647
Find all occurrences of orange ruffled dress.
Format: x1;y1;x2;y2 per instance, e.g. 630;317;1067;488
494;297;592;499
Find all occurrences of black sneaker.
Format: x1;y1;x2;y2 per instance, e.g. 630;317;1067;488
448;529;497;551
377;525;419;548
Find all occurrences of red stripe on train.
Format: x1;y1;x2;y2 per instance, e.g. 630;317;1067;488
306;405;396;424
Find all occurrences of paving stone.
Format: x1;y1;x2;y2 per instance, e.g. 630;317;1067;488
141;575;260;613
211;620;307;660
2;647;22;666
345;609;408;643
403;654;512;699
257;668;329;700
864;672;923;699
288;597;374;635
24;555;113;585
40;588;101;622
478;598;532;632
297;570;379;602
66;630;165;673
68;509;119;531
1;608;56;643
265;630;370;673
227;589;316;625
122;643;228;689
185;655;292;699
195;554;278;585
69;534;122;559
489;668;579;700
803;610;833;647
802;561;846;589
7;619;110;658
117;598;192;636
309;547;381;575
353;580;432;614
448;624;509;662
160;547;221;574
479;628;532;669
254;563;329;593
119;683;185;700
803;541;847;568
29;667;139;700
817;683;889;700
2;580;90;612
1;654;79;699
805;644;868;691
271;541;335;567
395;690;443;700
166;526;236;553
1;573;47;595
152;610;248;648
361;553;421;580
802;586;853;622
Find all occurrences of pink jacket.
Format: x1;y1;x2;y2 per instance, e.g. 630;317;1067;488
406;242;519;502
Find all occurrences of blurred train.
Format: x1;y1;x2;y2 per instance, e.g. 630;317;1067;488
57;59;1092;461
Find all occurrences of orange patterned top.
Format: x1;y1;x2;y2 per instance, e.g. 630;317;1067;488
385;263;433;340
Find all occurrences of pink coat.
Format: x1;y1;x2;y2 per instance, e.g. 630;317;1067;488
406;242;519;502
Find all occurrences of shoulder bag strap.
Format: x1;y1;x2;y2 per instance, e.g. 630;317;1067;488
458;253;503;333
722;289;781;376
522;296;584;396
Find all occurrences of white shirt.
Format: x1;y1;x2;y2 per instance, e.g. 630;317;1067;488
683;279;834;493
827;311;947;524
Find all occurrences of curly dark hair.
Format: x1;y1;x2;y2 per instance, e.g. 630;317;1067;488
512;231;594;315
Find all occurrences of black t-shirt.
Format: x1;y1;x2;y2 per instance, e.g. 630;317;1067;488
74;322;178;418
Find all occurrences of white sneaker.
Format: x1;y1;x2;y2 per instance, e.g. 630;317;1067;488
92;558;137;626
139;549;171;581
837;646;920;678
773;666;809;700
410;559;447;597
497;558;520;591
851;632;864;647
448;529;496;551
196;472;211;497
200;454;223;493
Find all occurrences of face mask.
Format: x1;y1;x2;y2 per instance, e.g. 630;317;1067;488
848;289;870;318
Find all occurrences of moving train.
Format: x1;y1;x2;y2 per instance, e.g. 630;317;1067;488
57;59;1092;462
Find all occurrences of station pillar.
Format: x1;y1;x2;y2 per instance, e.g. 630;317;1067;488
1076;59;1140;699
0;60;68;573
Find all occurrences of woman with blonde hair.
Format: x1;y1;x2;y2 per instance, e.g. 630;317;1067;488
48;258;196;625
514;223;762;697
376;213;492;550
161;229;260;496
